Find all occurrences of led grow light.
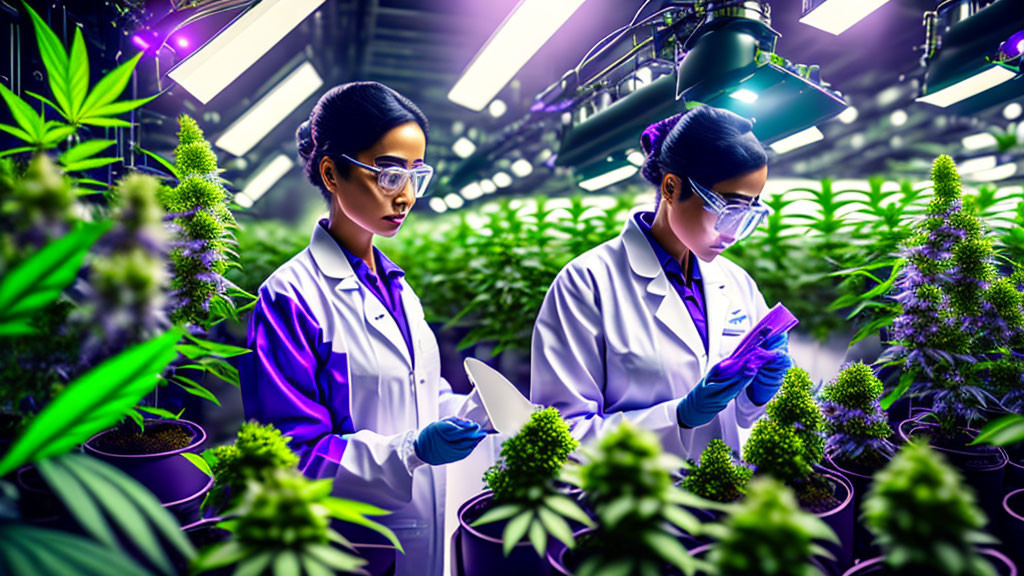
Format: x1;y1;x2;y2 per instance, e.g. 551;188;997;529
237;154;293;207
578;165;638;192
769;126;824;155
799;0;893;36
917;65;1017;108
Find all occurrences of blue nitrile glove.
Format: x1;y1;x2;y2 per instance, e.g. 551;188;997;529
746;349;793;406
414;416;487;465
677;347;778;428
761;332;789;353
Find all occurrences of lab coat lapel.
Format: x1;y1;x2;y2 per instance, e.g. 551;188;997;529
363;292;412;368
622;211;708;364
697;257;731;364
400;279;425;357
308;222;411;367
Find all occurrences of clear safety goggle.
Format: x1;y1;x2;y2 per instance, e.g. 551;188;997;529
688;176;772;243
339;154;434;198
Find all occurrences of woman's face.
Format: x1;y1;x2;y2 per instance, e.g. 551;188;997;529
661;165;768;262
320;121;426;238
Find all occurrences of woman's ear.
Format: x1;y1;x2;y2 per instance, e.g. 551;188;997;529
319;156;337;192
661;174;681;205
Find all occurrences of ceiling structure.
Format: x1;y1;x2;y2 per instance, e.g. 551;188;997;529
2;0;1022;221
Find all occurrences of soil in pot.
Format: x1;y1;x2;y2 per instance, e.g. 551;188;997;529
550;528;698;576
91;421;195;455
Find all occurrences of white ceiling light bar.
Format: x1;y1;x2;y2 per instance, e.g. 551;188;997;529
215;61;323;157
578;165;638;192
448;0;589;111
237;154;293;207
168;0;326;104
961;132;997;150
769;126;824;155
799;0;893;35
917;66;1017;108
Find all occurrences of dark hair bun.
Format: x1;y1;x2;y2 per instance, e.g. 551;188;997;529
639;112;684;186
641;105;767;192
296;118;315;161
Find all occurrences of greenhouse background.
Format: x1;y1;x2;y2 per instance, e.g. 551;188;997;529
0;0;1023;575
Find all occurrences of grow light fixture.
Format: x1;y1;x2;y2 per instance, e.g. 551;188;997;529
215;61;323;157
577;161;638;190
452;137;477;159
799;0;893;36
429;197;448;213
769;126;824;155
674;1;847;144
448;0;589;111
167;0;325;104
237;154;293;208
961;132;998;150
965;162;1017;181
916;0;1024;112
917;65;1017;107
957;154;998;174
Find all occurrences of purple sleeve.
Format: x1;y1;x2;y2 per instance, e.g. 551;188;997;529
240;289;350;478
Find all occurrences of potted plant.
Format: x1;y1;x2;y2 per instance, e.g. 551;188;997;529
693;476;837;576
848;440;1016;575
743;367;855;573
879;156;1021;519
82;113;251;523
548;421;711;576
458;407;592;576
192;467;403;576
681;438;752;527
820;362;897;559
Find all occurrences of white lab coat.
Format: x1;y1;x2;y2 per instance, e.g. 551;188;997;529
244;222;487;576
530;208;770;460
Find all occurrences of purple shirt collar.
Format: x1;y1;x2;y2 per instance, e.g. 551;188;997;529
634;212;702;285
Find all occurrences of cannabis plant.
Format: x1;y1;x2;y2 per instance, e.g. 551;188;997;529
682;439;752;503
882;155;1024;433
862;441;999;576
703;477;837;576
564;421;710;576
74;174;169;364
473;407;592;557
201;421;301;514
744;367;826;491
819;362;895;469
193;468;402;576
162;115;238;329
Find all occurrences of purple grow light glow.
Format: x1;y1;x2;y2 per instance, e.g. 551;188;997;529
176;36;189;48
131;34;150;50
1001;29;1024;59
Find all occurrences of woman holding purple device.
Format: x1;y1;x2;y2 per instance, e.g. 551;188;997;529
531;105;793;461
240;82;488;576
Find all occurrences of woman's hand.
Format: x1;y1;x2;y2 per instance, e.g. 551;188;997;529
413;417;488;465
676;347;779;428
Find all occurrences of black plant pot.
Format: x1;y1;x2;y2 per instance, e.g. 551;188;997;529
810;468;856;576
824;454;888;563
1002;489;1024;568
83;419;211;525
1005;445;1024;493
456;491;552;576
546;527;700;576
840;549;1017;575
16;465;74;529
898;416;1008;524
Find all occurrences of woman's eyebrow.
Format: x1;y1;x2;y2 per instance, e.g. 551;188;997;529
374;154;423;167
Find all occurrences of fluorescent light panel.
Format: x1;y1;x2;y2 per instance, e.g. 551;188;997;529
961;132;997;150
770;127;824;155
448;0;588;111
578;165;638;192
958;155;998;175
168;0;326;104
799;0;893;35
215;61;323;157
916;66;1017;108
966;163;1017;182
241;154;293;205
729;89;759;103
